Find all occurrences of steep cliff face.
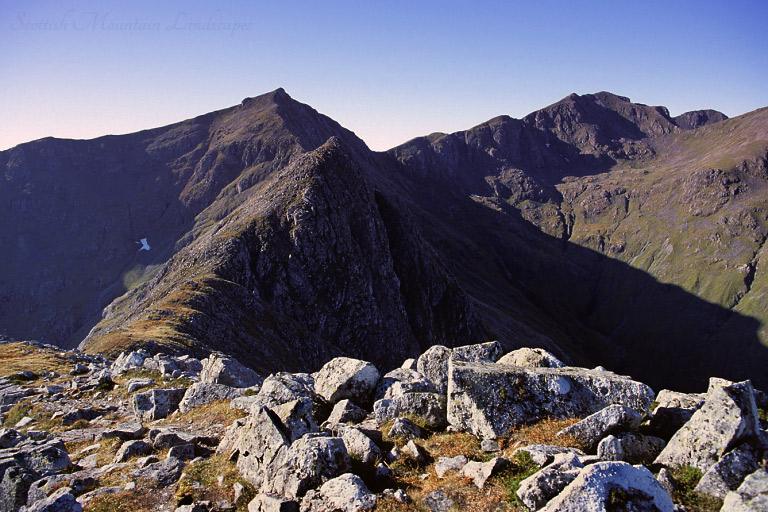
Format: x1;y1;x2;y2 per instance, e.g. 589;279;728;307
80;138;485;373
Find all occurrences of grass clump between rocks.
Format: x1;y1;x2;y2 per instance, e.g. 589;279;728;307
175;453;256;511
670;465;724;512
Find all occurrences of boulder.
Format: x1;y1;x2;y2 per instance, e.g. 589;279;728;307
268;435;351;499
0;465;35;512
178;383;243;413
387;417;423;441
721;469;768;512
596;435;623;462
132;388;187;421
168;444;196;461
100;422;146;441
497;348;565;368
24;487;82;512
694;444;760;498
132;456;185;485
459;457;509;489
273;398;319;443
417;342;503;394
200;353;263;388
517;456;583;511
219;407;290;488
251;373;327;421
435;455;467;478
557;405;643;451
313;358;380;406
248;493;299;512
374;368;435;400
112;440;151;463
299;473;376;512
602;432;666;465
374;392;447;429
326;425;382;466
654;378;760;472
0;438;71;476
448;360;654;439
325;400;367;425
111;351;147;373
0;428;24;449
126;378;154;393
540;462;674;512
403;440;428;465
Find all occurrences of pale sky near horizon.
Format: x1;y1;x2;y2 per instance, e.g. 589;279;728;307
1;0;767;152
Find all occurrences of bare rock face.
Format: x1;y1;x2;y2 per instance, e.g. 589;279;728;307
268;435;351;499
497;348;564;369
540;462;674;512
374;368;435;401
373;392;447;429
24;486;82;512
200;353;264;389
447;360;654;439
654;378;760;472
646;389;705;440
313;358;380;406
517;454;584;511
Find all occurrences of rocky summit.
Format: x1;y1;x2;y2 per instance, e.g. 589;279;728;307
0;338;766;512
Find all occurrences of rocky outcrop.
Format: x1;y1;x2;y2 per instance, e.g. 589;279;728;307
417;342;503;394
721;469;768;512
131;388;187;421
299;473;376;512
654;378;760;471
447;360;654;438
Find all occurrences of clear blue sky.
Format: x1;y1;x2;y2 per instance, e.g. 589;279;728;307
1;0;767;152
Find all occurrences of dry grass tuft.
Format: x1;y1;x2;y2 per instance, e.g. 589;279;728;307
504;417;586;453
0;342;72;377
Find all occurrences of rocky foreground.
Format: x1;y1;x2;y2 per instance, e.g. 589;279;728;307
1;339;766;512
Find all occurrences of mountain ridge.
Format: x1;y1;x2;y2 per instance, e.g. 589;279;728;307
2;89;767;391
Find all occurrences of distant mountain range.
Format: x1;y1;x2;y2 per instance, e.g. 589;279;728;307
2;89;767;391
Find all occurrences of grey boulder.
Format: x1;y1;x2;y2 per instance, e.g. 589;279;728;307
417;341;503;394
313;358;380;406
178;383;243;413
721;469;768;512
497;348;565;369
132;388;186;421
557;404;643;451
200;353;263;388
299;473;376;512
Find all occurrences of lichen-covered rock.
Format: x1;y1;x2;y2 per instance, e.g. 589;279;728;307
417;342;503;394
512;445;586;468
497;348;565;369
597;432;665;464
325;424;382;466
557;405;643;451
248;493;299;512
126;378;154;393
374;368;435;401
448;360;654;439
24;486;82;512
179;383;243;413
0;465;35;512
313;358;380;406
132;388;186;421
325;400;367;425
200;353;263;388
403;440;428;465
273;398;319;443
387;417;423;441
112;440;151;463
111;351;147;374
646;389;706;440
423;489;454;512
299;473;376;512
721;468;768;512
540;462;674;512
132;456;185;485
0;438;71;476
694;444;760;498
249;373;327;421
517;457;583;511
459;457;509;489
654;378;760;472
219;407;290;488
435;455;467;478
100;422;146;441
268;435;351;499
373;392;447;428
